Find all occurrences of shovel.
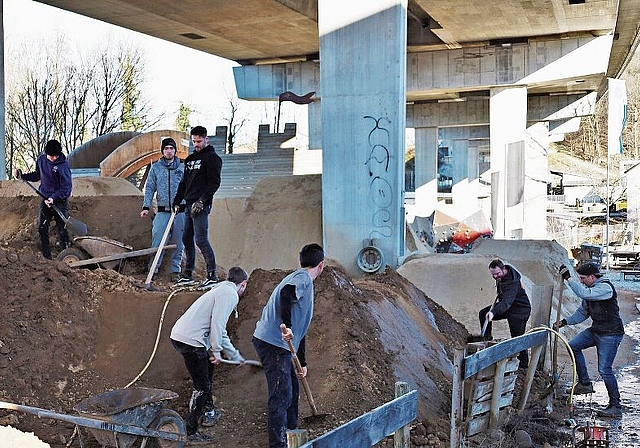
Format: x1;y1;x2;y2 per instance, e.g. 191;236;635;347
280;324;331;422
138;209;177;291
21;178;88;236
467;296;498;343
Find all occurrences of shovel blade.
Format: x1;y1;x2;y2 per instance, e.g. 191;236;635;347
66;216;88;236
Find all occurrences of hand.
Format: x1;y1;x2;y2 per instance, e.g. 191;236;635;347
233;351;246;366
14;169;21;179
191;200;204;215
209;351;223;364
172;204;181;214
281;326;294;342
140;210;149;218
485;311;494;322
559;264;571;280
44;198;54;207
297;365;307;379
552;319;567;331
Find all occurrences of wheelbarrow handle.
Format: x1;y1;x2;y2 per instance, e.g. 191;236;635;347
280;324;319;415
0;401;185;442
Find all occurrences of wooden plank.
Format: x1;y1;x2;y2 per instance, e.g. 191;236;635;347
464;331;547;379
450;349;464;448
476;357;519;380
470;393;513;416
489;359;507;428
467;413;489;437
394;382;411;448
288;429;309;448
472;374;517;401
518;344;544;411
69;245;176;267
299;391;417;448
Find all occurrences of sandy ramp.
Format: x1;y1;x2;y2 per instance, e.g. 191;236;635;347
398;239;582;336
211;175;322;273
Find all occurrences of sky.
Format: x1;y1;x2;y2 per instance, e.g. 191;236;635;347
3;0;307;146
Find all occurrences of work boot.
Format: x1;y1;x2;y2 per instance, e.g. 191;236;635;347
186;431;214;445
201;409;219;427
572;382;595;395
597;404;623;418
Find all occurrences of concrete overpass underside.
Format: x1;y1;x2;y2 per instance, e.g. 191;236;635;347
30;0;640;275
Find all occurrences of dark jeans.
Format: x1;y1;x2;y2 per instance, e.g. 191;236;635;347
182;203;216;275
171;339;215;435
569;328;623;407
253;337;299;448
38;198;71;259
479;305;530;367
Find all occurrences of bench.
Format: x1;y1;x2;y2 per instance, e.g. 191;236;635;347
620;270;640;281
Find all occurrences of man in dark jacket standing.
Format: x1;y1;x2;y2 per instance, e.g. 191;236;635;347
479;259;532;368
173;126;222;289
15;139;73;260
554;262;625;418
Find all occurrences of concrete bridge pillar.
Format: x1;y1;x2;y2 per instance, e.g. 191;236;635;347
490;86;527;239
319;0;407;275
414;127;438;217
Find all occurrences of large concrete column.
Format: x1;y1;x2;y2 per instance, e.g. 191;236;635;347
413;127;438;217
319;0;407;275
524;121;550;239
490;87;527;238
0;1;5;180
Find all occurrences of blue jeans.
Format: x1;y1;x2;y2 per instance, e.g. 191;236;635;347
171;340;215;435
150;211;184;273
182;203;216;275
569;328;623;406
253;337;299;448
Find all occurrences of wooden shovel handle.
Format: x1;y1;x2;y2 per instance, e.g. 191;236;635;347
280;324;318;415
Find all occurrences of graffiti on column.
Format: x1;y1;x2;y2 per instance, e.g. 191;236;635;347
364;115;393;238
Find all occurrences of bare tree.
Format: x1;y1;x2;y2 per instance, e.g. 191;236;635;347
222;96;249;154
5;37;155;174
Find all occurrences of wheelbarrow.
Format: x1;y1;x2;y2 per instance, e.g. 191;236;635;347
0;387;186;447
57;236;175;270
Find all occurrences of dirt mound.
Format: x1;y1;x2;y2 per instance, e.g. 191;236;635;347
0;226;469;448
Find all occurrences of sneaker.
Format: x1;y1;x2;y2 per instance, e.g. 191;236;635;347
186;431;214;445
169;272;181;283
572;382;595;395
175;273;197;286
198;275;220;290
201;409;219;427
597;404;623;418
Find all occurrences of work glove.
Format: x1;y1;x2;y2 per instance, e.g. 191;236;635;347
552;319;567;331
191;200;204;215
172;204;181;214
559;264;571;280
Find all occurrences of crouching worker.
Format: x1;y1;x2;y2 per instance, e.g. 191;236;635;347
554;262;625;418
170;266;249;443
480;259;532;368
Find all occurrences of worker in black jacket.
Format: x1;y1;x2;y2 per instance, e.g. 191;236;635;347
479;259;532;368
173;125;222;290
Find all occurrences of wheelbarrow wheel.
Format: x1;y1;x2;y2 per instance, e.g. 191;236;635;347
148;408;186;448
57;247;88;265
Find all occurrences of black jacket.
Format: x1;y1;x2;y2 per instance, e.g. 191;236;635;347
173;145;222;206
491;265;531;319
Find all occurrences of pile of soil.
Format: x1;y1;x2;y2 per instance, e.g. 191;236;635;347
1;177;636;447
